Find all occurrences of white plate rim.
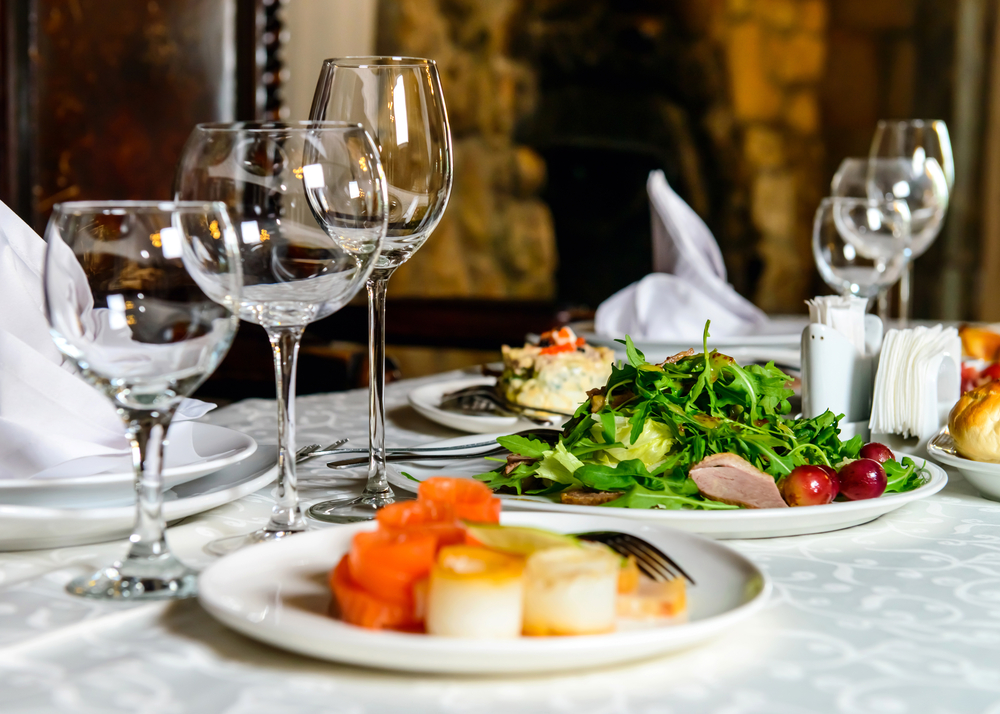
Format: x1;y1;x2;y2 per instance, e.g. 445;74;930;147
198;511;771;673
2;422;257;490
926;426;1000;474
408;376;536;434
386;432;948;537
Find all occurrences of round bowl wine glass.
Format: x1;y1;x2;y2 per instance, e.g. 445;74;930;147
813;197;911;320
831;156;946;323
307;57;453;523
43;201;242;599
175;121;387;551
868;119;954;321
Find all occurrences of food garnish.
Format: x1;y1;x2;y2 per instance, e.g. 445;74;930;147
328;477;686;636
476;323;928;508
498;327;614;415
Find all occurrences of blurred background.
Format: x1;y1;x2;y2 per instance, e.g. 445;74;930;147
1;0;996;395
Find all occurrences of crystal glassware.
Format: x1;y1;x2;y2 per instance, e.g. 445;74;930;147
174;122;387;551
867;120;954;321
831;156;947;323
43;201;242;599
813;197;911;323
306;57;453;523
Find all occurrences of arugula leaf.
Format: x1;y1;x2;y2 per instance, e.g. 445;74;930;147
496;435;549;458
575;464;638;491
624;335;646;368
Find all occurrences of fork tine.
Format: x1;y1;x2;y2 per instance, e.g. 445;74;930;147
575;531;695;585
623;537;687;583
609;539;676;583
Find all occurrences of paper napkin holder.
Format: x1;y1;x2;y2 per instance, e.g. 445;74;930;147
801;314;883;442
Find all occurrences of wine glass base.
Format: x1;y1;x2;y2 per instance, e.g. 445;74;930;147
66;561;198;601
307;493;396;524
204;527;306;557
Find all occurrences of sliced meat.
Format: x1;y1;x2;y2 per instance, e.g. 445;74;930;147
561;489;622;506
689;452;788;509
660;348;695;365
503;453;538;475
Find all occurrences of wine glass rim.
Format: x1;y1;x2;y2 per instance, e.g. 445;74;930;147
876;118;947;127
321;56;437;69
51;200;229;215
193;120;365;133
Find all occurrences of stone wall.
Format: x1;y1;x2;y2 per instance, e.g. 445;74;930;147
713;0;829;312
374;0;557;299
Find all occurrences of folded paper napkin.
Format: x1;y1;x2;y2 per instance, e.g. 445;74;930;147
806;295;868;354
595;171;767;341
869;325;961;441
0;200;214;480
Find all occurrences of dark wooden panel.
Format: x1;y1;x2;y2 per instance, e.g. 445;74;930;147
27;0;239;230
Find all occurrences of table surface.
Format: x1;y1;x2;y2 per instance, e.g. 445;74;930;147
2;369;999;713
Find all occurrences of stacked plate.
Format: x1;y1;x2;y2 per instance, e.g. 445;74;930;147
0;422;274;550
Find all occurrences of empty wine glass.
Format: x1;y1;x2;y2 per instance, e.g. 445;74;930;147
832;157;947;258
813;197;911;323
44;201;242;599
868;120;954;320
175;122;387;552
307;57;453;523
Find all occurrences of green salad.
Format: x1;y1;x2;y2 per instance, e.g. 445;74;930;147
475;325;928;509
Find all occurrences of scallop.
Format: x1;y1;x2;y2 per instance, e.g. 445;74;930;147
522;544;620;636
425;546;525;639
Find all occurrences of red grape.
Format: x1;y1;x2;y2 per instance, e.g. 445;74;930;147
859;442;893;464
838;459;887;500
780;465;839;507
818;465;840;498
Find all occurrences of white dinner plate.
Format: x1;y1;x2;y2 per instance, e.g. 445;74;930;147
199;511;769;674
0;445;277;551
0;422;257;507
927;427;1000;500
408;377;563;434
386;433;948;539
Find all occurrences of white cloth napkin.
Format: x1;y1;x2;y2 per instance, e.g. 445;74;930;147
805;295;868;355
595;171;767;341
0;201;214;480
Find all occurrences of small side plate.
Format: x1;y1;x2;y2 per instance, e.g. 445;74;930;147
408;377;549;434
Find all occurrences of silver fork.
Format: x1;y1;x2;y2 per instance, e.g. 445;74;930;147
575;531;695;585
296;439;349;463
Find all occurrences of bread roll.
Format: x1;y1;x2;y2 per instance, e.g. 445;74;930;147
949;381;1000;462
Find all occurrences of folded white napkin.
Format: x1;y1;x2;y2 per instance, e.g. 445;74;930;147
869;325;961;441
595;171;767;341
0;200;214;480
805;295;868;354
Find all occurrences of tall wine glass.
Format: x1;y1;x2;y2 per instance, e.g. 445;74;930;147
307;57;453;523
813;197;911;322
831;157;946;324
868;120;954;321
175;122;387;551
43;201;242;599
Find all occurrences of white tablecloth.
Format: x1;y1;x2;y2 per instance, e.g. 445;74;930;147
2;370;999;713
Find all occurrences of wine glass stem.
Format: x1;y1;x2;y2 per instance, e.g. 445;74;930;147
122;406;177;564
265;325;307;533
898;261;913;326
364;268;396;505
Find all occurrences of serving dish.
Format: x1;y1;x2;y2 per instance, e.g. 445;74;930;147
199;511;769;674
386;433;948;539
